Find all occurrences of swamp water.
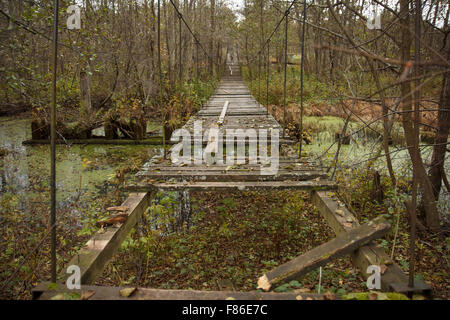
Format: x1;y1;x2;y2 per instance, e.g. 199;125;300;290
0;117;162;224
1;115;448;228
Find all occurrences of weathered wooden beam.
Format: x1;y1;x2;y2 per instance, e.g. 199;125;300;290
143;157;317;165
138;165;323;172
311;191;432;295
217;101;229;125
33;283;338;300
57;193;151;285
22;137;174;146
138;170;328;182
257;217;391;291
126;180;337;192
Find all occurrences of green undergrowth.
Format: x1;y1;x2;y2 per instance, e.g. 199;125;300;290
0;130;157;299
97;190;344;291
332;165;449;299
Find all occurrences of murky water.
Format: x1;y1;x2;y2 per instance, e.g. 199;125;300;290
302;117;450;221
1;115;448;223
0;116;162;213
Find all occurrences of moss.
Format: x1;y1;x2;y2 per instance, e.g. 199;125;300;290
343;291;410;300
385;292;410;300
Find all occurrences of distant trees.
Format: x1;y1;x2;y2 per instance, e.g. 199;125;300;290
238;0;449;231
0;0;235;117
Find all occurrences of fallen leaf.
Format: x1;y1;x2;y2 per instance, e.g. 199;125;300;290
50;293;65;300
107;206;129;212
324;291;335;300
295;295;303;300
97;214;128;228
380;264;388;274
343;222;353;228
294;288;311;294
81;290;95;300
369;292;378;300
120;287;137;298
335;209;344;217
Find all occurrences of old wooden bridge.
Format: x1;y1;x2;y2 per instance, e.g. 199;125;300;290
33;57;431;300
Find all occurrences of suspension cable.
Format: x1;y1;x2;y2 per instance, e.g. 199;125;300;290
157;0;166;159
266;40;270;117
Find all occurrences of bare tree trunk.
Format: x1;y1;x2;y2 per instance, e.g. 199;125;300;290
428;47;450;200
210;0;216;74
399;0;440;231
80;69;92;119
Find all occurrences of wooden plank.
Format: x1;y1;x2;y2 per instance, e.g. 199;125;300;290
257;216;391;291
311;191;432;295
22;137;173;146
139;165;323;172
138;170;328;182
57;193;151;285
217;101;229;125
167;139;297;145
198;111;268;116
142;159;319;167
126;180;337;192
33;283;338;300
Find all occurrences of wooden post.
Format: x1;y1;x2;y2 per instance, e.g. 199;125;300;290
80;70;92;118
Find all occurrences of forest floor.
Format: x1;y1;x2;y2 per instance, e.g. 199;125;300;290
96;188;449;299
1;110;449;300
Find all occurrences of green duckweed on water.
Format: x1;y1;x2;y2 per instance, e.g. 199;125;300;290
0;116;162;299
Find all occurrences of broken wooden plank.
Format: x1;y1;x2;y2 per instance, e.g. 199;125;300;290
311;191;432;295
257;216;391;291
217;101;229;126
57;192;150;285
33;283;338;300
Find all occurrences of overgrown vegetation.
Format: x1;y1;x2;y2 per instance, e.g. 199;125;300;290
0;0;449;301
0;141;152;299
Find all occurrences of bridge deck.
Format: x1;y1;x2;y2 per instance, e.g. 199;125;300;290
34;63;431;301
131;64;335;192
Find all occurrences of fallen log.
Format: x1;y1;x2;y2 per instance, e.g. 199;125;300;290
257;216;391;291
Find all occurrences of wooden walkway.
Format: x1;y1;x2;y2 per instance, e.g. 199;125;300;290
129;63;335;192
33;60;432;300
